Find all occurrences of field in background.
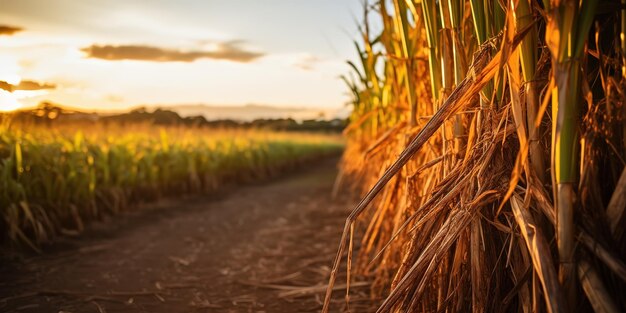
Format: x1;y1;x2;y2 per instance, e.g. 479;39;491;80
0;121;343;250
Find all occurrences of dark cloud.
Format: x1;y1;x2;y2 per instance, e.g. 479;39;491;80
81;41;265;63
0;25;23;36
0;80;56;92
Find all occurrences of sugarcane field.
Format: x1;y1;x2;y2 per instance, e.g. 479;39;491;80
1;1;626;312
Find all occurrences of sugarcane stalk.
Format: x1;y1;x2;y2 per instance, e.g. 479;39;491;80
445;0;466;161
516;0;545;183
546;0;598;308
436;0;455;170
491;1;506;108
438;0;454;96
470;0;494;138
578;260;621;313
393;0;417;126
421;0;442;103
421;0;448;174
470;0;490;106
622;0;626;155
551;53;581;313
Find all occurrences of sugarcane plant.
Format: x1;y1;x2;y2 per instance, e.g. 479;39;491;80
0;122;343;249
326;0;626;312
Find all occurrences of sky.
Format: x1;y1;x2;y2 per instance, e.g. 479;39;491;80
0;0;364;112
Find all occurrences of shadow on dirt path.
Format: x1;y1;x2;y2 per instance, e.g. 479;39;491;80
0;158;375;313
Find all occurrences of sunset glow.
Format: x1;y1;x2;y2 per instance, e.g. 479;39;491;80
0;90;22;112
0;1;361;114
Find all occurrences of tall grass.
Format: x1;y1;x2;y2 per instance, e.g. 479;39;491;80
0;122;342;250
327;1;626;312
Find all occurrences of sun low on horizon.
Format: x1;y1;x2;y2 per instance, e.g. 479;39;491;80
0;0;362;114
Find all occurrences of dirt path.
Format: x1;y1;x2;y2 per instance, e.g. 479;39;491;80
0;158;373;313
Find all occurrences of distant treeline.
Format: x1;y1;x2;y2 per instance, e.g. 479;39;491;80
2;102;346;132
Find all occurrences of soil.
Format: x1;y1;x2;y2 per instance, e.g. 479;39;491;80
0;158;375;313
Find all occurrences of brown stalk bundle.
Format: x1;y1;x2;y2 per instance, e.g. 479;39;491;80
326;0;626;312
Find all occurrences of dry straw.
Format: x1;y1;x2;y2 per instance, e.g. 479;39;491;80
327;0;626;312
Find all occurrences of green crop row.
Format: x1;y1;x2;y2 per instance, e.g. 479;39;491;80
0;123;343;249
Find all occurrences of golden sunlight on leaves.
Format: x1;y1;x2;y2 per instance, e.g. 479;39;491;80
324;1;626;312
1;1;624;313
0;2;367;312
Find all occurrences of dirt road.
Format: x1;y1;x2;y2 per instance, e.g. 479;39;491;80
0;158;373;313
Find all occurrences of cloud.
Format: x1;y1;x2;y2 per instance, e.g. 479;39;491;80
293;55;323;71
81;41;265;63
0;80;56;92
0;25;23;36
